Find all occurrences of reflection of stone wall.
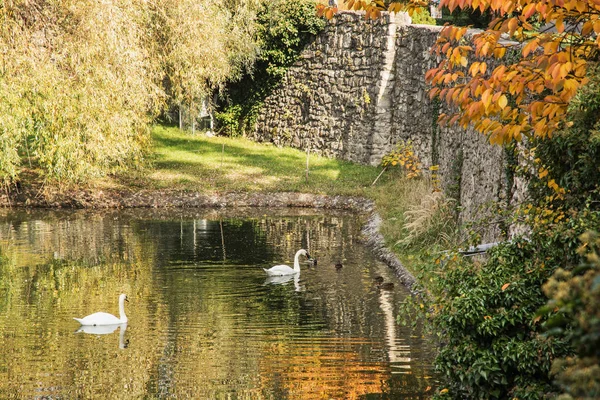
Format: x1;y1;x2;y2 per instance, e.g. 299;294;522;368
251;12;518;241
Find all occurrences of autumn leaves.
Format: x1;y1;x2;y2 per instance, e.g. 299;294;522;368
321;0;600;146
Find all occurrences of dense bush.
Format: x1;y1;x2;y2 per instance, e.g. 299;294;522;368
0;0;158;186
542;231;600;400
422;65;600;399
216;0;325;136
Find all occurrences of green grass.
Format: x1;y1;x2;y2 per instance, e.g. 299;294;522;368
119;124;455;262
142;124;385;196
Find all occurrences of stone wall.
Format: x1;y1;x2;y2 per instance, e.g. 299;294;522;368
250;12;516;241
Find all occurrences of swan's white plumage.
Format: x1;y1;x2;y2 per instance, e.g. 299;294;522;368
263;249;310;276
74;294;128;326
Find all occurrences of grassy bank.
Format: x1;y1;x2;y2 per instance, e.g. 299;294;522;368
139;125;445;256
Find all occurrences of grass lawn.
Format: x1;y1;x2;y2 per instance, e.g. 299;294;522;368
146;125;386;196
133;124;440;253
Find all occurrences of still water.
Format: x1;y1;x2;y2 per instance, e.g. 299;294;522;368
0;209;436;399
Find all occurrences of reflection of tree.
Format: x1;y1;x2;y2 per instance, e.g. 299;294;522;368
0;210;436;398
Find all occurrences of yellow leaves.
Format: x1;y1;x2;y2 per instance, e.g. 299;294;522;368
481;88;493;110
522;38;540;57
501;283;511;291
498;94;508;109
543;41;560;55
380;140;422;179
493;46;506;59
387;2;404;14
548;179;566;196
440;388;449;395
538;167;549;179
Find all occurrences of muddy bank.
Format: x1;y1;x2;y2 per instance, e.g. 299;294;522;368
1;188;417;289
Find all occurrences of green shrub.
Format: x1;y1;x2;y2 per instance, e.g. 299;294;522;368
217;0;325;136
423;64;600;399
541;231;600;400
410;7;436;25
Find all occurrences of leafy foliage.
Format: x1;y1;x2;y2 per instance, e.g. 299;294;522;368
151;0;260;119
541;231;600;400
324;0;600;144
0;0;261;189
0;0;159;186
217;0;325;136
381;141;422;179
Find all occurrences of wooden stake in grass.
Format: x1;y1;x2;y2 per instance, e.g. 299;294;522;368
371;166;387;186
305;148;310;183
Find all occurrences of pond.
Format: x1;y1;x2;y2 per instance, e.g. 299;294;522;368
0;208;437;399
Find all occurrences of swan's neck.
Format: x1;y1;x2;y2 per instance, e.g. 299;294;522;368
293;252;302;272
119;298;128;323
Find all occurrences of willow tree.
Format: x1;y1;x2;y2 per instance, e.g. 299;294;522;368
150;0;261;129
0;0;262;189
0;0;161;187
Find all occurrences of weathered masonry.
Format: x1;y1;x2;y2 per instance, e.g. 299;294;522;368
250;12;521;241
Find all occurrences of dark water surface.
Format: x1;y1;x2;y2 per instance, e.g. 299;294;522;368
0;208;436;399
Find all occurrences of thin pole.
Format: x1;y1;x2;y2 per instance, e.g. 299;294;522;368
220;219;226;261
305;148;309;183
371;166;387;186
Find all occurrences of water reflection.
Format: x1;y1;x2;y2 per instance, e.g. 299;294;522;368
263;274;302;292
0;209;437;399
76;324;129;349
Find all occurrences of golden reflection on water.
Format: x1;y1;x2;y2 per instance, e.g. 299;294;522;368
0;209;436;399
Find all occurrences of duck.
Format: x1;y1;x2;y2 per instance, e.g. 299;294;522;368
263;249;311;276
335;262;343;270
74;294;129;326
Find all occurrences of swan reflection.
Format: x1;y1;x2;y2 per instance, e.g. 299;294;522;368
75;323;129;349
263;274;302;292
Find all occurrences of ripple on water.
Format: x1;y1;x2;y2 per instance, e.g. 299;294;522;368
0;210;438;399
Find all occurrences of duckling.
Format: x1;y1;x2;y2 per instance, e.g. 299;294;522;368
374;276;384;285
335;262;343;270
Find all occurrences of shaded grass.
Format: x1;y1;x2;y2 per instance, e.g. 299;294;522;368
142;125;386;196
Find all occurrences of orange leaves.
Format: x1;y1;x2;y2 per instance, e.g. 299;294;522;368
407;0;598;144
522;38;540;57
501;283;510;291
316;4;337;19
522;3;536;18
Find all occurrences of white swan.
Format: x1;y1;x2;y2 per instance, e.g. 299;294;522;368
263;249;311;276
73;294;128;326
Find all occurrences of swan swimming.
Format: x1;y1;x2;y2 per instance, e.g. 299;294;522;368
73;294;128;326
263;249;311;276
